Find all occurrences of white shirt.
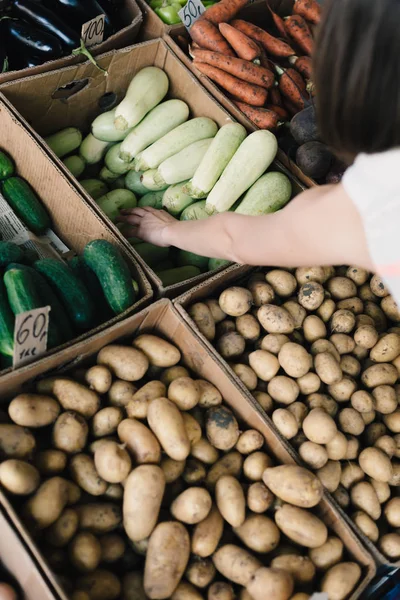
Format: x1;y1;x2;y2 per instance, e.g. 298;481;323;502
342;148;400;306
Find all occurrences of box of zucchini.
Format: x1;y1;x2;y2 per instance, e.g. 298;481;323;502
0;38;302;298
0;298;376;600
0;96;152;378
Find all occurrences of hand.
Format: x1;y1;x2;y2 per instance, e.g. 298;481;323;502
117;207;176;247
0;583;17;600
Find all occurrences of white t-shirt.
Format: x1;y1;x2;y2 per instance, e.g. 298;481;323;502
342;148;400;307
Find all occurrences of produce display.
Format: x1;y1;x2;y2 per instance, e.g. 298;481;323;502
49;66;294;286
147;0;219;26
185;266;400;561
0;331;366;599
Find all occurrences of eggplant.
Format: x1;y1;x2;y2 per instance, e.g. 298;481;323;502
12;0;80;49
0;39;7;73
42;0;113;37
3;19;64;60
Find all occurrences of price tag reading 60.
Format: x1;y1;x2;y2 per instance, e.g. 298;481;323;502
179;0;206;31
13;306;51;368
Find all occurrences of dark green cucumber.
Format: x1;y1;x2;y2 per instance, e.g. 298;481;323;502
1;177;51;235
0;150;15;180
69;256;113;324
0;278;15;358
34;259;95;331
83;240;136;315
0;242;24;267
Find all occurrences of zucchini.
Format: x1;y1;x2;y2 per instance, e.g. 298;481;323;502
80;134;112;165
134;118;218;172
96;189;137;223
80;179;109;200
0;242;24;266
109;176;126;191
45;127;82;158
63;155;85;178
154;138;213;187
34;259;95;331
69;256;113;324
138;191;165;209
141;170;168;192
184;123;247;199
105;143;134;175
209;258;231;271
125;170;151;196
205;130;278;214
177;250;209;271
0;278;15;358
180;200;209;221
134;242;169;268
99;167;120;185
156;259;174;271
0;150;15;180
114;67;169;132
92;109;132;143
163;182;194;216
83;240;136;315
119;99;189;163
1;176;51;235
156;266;201;287
235;172;292;215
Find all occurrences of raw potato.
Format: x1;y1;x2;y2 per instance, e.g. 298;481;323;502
288;402;308;427
354;326;378;349
144;521;190;598
370;478;391;504
247;482;273;513
94;441;132;483
53;411;88;454
381;295;400;321
46;508;78;547
263;466;323;508
232;364;258;391
77;570;121;600
309;536;343;571
365;423;387;445
216;475;245;527
189;302;216;340
236;430;264;454
266;270;297;297
328;377;357;402
371;333;400;362
257;305;295;334
161;366;190;386
161;457;186;483
35;449;67;475
340;463;364;489
314;353;342;385
212;544;262;586
340;355;361;377
76;503;121;534
337;297;363;314
191;437;219;465
379;533;400;559
206;299;227;323
133;335;181;368
196;380;222;408
352;511;379;543
69;531;102;573
303;315;327;343
205;406;239;451
296;373;320;395
92;407;123;438
330;334;355;355
260;334;289;355
271;555;315;584
303;408;337;444
70;453;107;496
168;377;200;411
108;380;136;408
249;350;280;382
268;376;299;405
217;332;246;360
372;385;397;414
358;447;393;482
206;452;243;488
8;394;60;428
346;266;369;286
307;394;337;417
192;504;224;557
98;345;149;381
0;424;36;459
122;572;146;600
338;408;365;435
275;504;328;548
50;379;100;418
299;442;328;469
384;497;400;527
272;409;299;440
236;314;260;341
208;582;234;600
311;339;340;362
370;274;389;297
296;267;327;285
282;301;306;329
126;380;166;419
327;277;357;300
243;451;272;481
24;477;69;529
384;410;400;433
316;460;341;493
234;514;280;553
350;481;381;520
100;534;125;563
183;458;206;484
118;419;161;464
219;287;253;317
182;413;202;445
326;432;348;461
362;363;398;388
297;282;324;311
171;487;212;524
246;567;294;600
171;582;203;600
0;459;40;495
248;278;275;306
185;557;216;588
253;391;273;413
85;366;112;394
351;390;374;413
123;465;165;542
321;562;361;600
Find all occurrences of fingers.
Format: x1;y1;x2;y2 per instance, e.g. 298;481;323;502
116;214;142;225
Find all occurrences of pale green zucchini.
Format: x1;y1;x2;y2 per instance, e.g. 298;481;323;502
92;109;132;142
205;130;278;214
109;176;126;190
184;123;247;199
125;171;151;196
180;200;209;221
138;191;165;209
80;179;109;200
141;170;168;192
162;182;194;216
235;172;292;215
80;134;113;164
96;189;137;222
63;155;85;178
153;138;213;187
99;167;120;184
105;143;134;175
45;127;82;158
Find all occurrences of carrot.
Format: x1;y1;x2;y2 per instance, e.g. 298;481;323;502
285;67;307;94
266;2;288;39
190;19;235;56
231;100;280;130
202;0;249;25
266;104;289;120
275;65;305;110
193;61;269;107
283;98;301;117
284;15;314;56
231;19;295;58
176;35;189;54
293;0;321;25
218;22;261;62
269;86;283;107
192;49;275;89
288;55;312;80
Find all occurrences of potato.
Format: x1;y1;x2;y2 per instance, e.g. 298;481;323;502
233;431;263;456
205;299;227;323
0;458;40;496
191;438;219;465
381;295;400;321
267;377;299;405
166;377;199;411
316;460;341;493
260;334;289;355
248;350;279;382
365;422;387;445
118;418;161;464
246;567;294;600
350;390;374;413
133;334;180;368
379;533;400;559
123;465;165;541
321;562;361;600
208;582;234;600
314;353;342;385
181;413;202;447
330;333;355;355
69;531;102;573
295;374;320;396
371;332;400;363
94;441;132;484
234;513;280;554
265;269;296;296
212;544;262;586
311;339;340;362
253;391;273;413
67;481;82;505
100;345;149;382
353;325;378;350
282;301;306;329
247;280;275;307
206;452;243;488
46;508;78;547
85;366;112;394
278;343;311;378
219;287;253;317
340;355;361;378
236;314;260;342
317;298;336;323
307;393;338;417
195;380;222;408
302;315;326;343
161;366;190;387
189;302;216;341
356;314;375;328
34;450;66;478
369;478;391;504
53;411;88;454
328;377;357;403
257;305;295;334
337;297;364;314
369;273;388;297
49;379;100;418
263;465;323;508
77;503;121;534
77;570;121;600
232;364;258;391
190;503;223;558
384;497;400;527
340;462;364;490
383;410;400;433
327;277;357;300
92;407;123;439
215;475;245;527
171;582;203;600
0;424;35;459
171;487;212;525
303;408;337;444
346;266;368;286
299;442;328;469
271;555;315;584
205;406;239;451
365;301;388;332
99;534;125;563
375;435;397;457
359;447;393;482
309;536;343;571
183;458;206;484
8;394;60;428
186;557;216;588
275;504;327;548
247;482;274;513
330;309;356;334
144;521;190;598
332;486;350;509
148;397;191;460
295;267;326;285
297;282;324;310
243;451;273;482
159;457;184;484
126;381;166;419
70;453;107;496
338;408;365;435
24;477;69;529
103;484;123;500
217;332;246;360
350;481;381;519
272;409;298;440
362;363;398;388
326;432;348;460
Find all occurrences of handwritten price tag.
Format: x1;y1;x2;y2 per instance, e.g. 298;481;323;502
81;14;105;48
179;0;205;30
13;306;50;368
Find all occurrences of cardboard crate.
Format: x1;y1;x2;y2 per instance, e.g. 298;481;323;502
0;38;305;298
0;298;375;599
0;0;143;85
0;95;152;390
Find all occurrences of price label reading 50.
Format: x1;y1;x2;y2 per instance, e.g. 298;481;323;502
81;14;105;48
13;306;51;368
179;0;206;31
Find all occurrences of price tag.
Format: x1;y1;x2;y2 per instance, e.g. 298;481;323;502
13;306;51;368
81;14;105;48
179;0;205;31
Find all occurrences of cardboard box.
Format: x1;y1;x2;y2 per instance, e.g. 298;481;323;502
0;95;152;387
0;0;143;85
0;299;376;598
0;38;305;298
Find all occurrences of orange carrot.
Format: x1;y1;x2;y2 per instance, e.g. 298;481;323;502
176;35;189;54
266;3;288;39
284;15;313;56
202;0;249;25
289;55;312;80
269;86;283;107
218;22;261;61
266;104;289;120
275;65;305;109
285;67;307;94
283;98;301;117
193;61;269;107
231;19;295;58
293;0;321;25
192;49;275;89
190;19;235;56
231;100;280;130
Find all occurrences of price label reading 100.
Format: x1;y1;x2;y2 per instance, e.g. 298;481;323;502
81;14;105;48
179;0;206;30
13;306;51;368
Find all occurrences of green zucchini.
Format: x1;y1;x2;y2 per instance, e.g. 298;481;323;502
83;240;135;315
109;176;126;191
99;167;120;185
180;200;209;221
45;127;82;158
163;182;194;216
69;256;113;324
92;109;132;143
96;189;137;223
235;172;292;215
135;242;169;268
80;134;112;165
80;179;109;200
1;177;51;235
0;242;24;267
105;143;134;175
141;170;168;192
63;155;86;178
34;259;95;331
0;150;15;180
138;190;165;209
208;258;231;271
154;138;213;188
0;278;15;358
125;170;152;196
177;250;209;272
156;266;201;286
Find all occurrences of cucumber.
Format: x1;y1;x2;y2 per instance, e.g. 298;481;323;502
235;171;292;215
83;240;136;315
180;200;209;221
156;266;201;286
177;250;209;271
1;177;51;235
96;189;137;223
105;143;134;175
208;257;231;271
45;127;82;158
80;179;109;200
134;242;169;268
0;242;24;267
0;278;15;357
63;155;85;178
0;150;15;180
1;354;13;370
34;259;95;331
163;182;194;216
125;170;151;196
154;138;213;188
138;190;164;209
69;256;112;324
92;109;132;143
80;134;112;165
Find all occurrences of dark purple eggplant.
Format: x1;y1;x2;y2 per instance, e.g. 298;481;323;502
3;18;64;60
42;0;113;37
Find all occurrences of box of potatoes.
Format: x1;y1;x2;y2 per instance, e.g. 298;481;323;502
0;298;375;600
174;264;400;567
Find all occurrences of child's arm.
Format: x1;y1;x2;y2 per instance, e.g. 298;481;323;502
118;183;373;270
